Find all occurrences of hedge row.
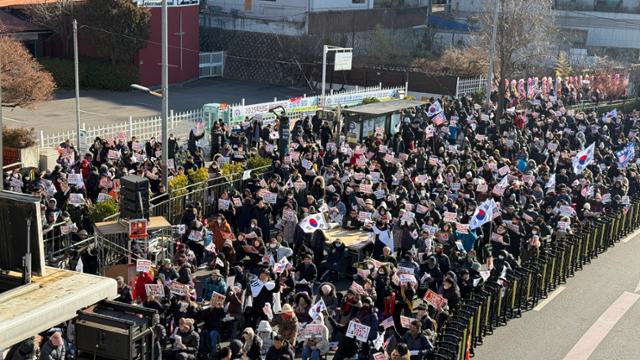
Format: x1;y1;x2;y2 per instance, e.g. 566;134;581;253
39;58;139;91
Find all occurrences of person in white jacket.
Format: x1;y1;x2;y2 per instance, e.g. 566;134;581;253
300;313;330;360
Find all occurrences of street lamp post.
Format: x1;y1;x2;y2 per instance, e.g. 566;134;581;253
73;19;82;153
131;0;169;192
160;0;169;193
320;45;353;109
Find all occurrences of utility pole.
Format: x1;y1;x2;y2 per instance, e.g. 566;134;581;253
486;0;500;105
161;0;169;192
321;45;328;109
73;19;81;153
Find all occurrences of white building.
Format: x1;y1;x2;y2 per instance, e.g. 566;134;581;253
445;0;640;57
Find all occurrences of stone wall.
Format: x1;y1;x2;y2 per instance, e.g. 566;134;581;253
200;26;428;87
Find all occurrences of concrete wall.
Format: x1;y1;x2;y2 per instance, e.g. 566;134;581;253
556;10;640;49
200;12;306;35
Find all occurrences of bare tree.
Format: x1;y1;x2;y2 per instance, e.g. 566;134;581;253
0;37;55;108
26;0;78;58
476;0;555;117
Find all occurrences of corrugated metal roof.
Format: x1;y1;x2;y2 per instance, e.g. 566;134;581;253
343;99;427;116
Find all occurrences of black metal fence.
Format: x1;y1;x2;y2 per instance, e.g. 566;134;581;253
433;195;640;360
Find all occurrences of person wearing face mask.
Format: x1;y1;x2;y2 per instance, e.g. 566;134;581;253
211;215;233;251
267;237;293;261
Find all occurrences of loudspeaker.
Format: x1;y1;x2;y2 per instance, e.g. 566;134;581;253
75;300;157;360
119;175;149;220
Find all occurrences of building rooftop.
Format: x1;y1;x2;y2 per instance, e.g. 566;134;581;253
0;10;47;33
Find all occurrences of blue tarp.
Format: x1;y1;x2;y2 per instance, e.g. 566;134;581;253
429;15;477;32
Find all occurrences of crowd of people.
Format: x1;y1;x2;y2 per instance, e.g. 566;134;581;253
4;82;640;360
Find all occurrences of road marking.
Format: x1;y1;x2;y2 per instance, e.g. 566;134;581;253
534;286;566;311
563;292;640;360
80;110;108;117
621;228;640;243
3;116;27;124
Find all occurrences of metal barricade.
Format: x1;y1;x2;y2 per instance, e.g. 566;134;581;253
434;198;640;359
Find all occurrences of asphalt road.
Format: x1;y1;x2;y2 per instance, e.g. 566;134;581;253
1;78;302;134
474;228;640;360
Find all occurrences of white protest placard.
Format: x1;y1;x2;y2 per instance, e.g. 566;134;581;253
97;193;112;203
400;315;415;329
136;259;152;273
211;291;226;307
107;150;120;160
416;204;428;214
559;205;574;218
67;173;84;187
302;324;325;338
498;165;510;177
301;159;313;170
350;281;367;296
557;221;570;231
456;223;469;234
273;257;290;274
396;266;414;275
226;276;235;288
346;321;371;342
358;211;372;222
145;284;165;298
262;191;277;204
399;273;417;286
443;211;457;223
282;208;297;222
188;230;203;242
373;352;389;360
381;316;395;329
68;193;85;206
294;180;307;191
218;199;230;211
169;283;189;296
360;184;373;194
602;193;611;204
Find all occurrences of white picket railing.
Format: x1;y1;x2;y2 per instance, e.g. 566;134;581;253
39;85;407;150
456;76;486;98
39;109;203;149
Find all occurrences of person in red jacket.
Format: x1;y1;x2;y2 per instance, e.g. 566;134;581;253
132;271;155;302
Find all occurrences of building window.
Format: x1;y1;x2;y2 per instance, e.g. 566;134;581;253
353;0;366;3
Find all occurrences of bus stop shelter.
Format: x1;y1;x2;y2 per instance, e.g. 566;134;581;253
341;99;427;142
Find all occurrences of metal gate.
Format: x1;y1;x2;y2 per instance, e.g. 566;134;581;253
199;51;225;78
456;76;486;98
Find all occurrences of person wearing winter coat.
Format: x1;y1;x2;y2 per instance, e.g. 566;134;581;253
401;319;433;360
257;321;277;358
301;313;330;360
201;269;227;302
240;328;262;360
265;335;295;360
187;128;204;156
173;318;200;360
7;337;37;360
273;304;299;347
314;282;338;315
40;332;66;360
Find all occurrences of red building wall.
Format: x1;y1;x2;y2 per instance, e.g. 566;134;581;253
136;4;200;86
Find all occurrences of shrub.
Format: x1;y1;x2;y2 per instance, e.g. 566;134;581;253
2;126;37;148
169;174;189;198
187;167;209;185
39;57;138;91
89;198;119;223
247;155;272;175
221;162;245;181
362;97;381;104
